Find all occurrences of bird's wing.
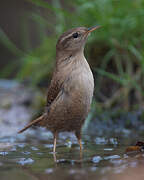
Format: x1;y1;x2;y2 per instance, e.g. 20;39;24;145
18;72;64;133
46;72;63;111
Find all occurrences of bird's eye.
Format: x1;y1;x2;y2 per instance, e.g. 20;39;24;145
72;32;79;38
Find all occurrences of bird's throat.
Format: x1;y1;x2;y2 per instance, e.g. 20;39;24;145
56;49;84;69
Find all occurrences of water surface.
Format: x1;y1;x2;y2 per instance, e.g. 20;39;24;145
0;129;143;180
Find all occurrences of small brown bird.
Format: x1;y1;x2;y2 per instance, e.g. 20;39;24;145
18;26;100;153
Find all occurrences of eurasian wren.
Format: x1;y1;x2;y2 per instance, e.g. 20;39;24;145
18;26;100;153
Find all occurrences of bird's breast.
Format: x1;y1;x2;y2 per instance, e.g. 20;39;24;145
63;57;94;109
75;64;94;104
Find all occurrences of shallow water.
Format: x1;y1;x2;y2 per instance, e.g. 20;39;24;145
0;129;143;180
1;80;144;179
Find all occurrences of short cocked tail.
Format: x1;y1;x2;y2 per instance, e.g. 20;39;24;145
18;114;45;133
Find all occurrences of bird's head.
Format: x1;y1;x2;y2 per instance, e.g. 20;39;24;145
56;26;101;53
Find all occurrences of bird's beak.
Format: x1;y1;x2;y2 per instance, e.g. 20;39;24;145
86;25;101;35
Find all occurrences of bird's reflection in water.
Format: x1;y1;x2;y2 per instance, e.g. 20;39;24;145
52;146;83;166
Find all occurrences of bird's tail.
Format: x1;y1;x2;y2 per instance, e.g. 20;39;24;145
18;114;45;134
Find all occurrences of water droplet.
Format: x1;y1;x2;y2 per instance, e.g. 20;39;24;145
0;152;8;156
109;138;118;145
17;158;34;165
22;151;31;155
65;141;72;148
95;137;107;144
92;156;102;163
31;146;39;151
104;148;113;151
44;144;53;148
17;144;25;148
123;154;128;158
104;155;120;160
11;147;17;151
45;168;53;174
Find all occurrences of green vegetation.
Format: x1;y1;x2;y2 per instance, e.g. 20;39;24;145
0;0;144;110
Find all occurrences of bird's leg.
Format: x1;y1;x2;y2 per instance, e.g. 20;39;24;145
53;132;57;153
78;138;82;151
53;152;57;163
75;131;83;160
75;131;82;150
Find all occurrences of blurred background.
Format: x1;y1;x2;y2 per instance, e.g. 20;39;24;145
1;1;144;179
0;0;144;132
